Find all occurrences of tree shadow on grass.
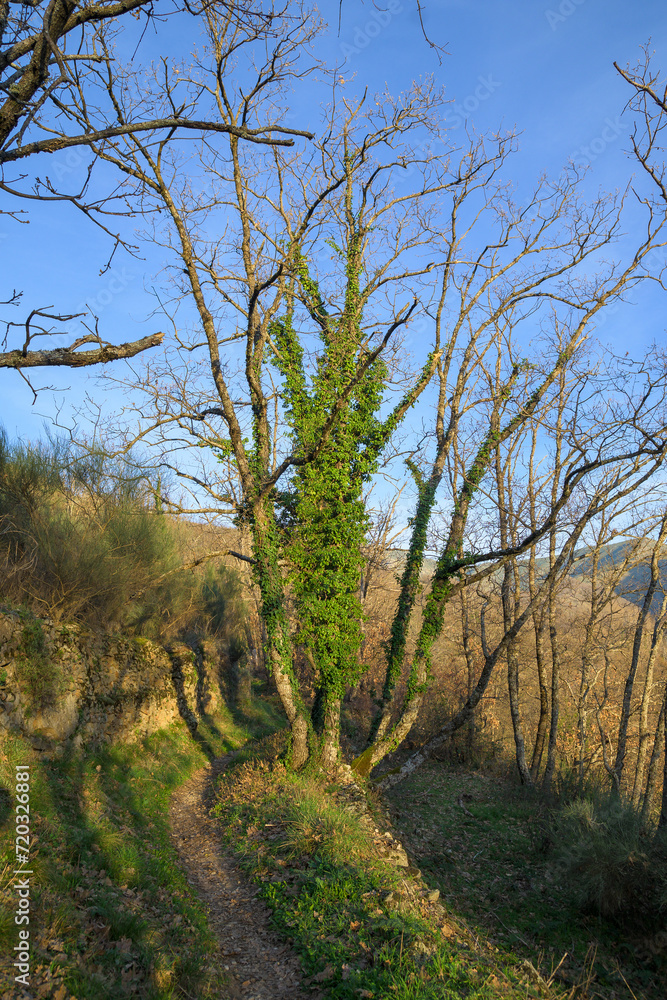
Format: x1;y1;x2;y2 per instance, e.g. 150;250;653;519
0;787;11;828
189;724;217;762
29;717;235;1000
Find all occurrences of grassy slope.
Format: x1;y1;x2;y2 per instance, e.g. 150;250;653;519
384;762;666;1000
3;686;661;1000
0;697;284;1000
211;740;571;1000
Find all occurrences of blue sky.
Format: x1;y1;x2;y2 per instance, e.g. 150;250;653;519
2;0;666;453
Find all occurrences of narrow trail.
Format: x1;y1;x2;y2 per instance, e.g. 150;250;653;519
168;754;312;1000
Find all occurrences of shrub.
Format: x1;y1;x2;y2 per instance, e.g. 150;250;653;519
550;793;667;926
0;429;253;649
0;431;194;636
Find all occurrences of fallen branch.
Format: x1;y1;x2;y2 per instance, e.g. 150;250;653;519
456;793;474;818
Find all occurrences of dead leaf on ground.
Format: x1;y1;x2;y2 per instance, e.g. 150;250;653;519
313;964;335;981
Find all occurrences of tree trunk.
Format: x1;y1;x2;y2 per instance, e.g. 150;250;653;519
577;632;594;784
251;502;311;767
367;472;443;747
543;579;561;791
542;374;564;793
633;591;667;806
496;432;532;786
576;538;607;786
376;508;591;789
321;698;342;768
502;562;532;785
529;547;549;780
659;684;667;830
460;590;477;759
642;694;666;826
615;517;667;788
290;715;310;771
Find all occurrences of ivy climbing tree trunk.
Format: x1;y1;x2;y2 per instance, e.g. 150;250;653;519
93;20;667;778
249;498;311;767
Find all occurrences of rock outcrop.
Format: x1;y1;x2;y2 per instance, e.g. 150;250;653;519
0;608;222;750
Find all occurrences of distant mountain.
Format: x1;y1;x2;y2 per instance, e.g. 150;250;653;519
382;538;667;613
569;539;667;613
382;548;438;579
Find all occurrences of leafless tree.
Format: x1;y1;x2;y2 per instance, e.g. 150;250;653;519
357;199;667;780
616;47;667;210
61;24;667;771
365;49;667;786
1;1;311;375
80;13;472;763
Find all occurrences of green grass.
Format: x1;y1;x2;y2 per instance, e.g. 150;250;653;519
0;693;284;999
211;744;570;1000
384;762;666;1000
4;689;659;1000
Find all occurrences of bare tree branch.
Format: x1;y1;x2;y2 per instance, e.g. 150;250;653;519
0;331;164;368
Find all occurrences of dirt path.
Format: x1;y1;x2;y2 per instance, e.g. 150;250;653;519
168;754;312;1000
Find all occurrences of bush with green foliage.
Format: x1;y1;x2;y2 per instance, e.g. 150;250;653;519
550;792;667;925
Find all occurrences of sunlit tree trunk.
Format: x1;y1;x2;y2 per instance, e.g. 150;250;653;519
495;417;532;786
543;374;567;792
633;589;667;806
641;695;666;825
659;687;667;829
530;602;550;781
460;589;477;758
527;424;550;781
614;516;667;790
